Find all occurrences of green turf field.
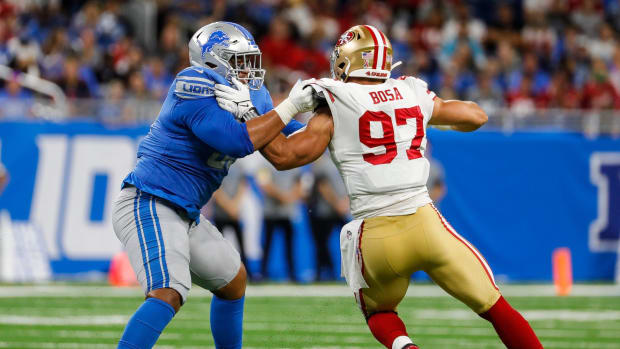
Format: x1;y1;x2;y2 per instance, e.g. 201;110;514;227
0;284;619;348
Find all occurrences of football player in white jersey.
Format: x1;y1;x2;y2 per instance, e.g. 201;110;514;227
215;25;542;349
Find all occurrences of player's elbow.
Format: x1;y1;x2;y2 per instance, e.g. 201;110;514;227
222;140;255;158
271;156;294;171
274;163;292;171
466;101;488;129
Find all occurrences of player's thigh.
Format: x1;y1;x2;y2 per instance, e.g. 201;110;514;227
112;187;192;302
421;204;500;314
358;217;415;316
189;216;241;292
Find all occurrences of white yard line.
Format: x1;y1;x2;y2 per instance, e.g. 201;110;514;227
0;315;129;326
2;309;619;328
0;283;619;298
0;343;114;349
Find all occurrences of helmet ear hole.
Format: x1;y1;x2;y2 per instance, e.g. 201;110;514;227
205;62;217;68
338;62;345;69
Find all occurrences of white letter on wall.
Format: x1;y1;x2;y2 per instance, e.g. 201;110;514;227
62;136;136;259
30;135;68;259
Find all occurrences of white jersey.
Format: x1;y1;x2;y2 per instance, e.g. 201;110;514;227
309;76;436;219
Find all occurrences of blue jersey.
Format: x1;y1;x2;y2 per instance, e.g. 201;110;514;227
123;66;303;221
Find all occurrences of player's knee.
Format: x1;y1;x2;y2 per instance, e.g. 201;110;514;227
213;263;247;300
147;288;182;313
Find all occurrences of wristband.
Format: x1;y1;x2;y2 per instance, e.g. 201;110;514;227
273;98;297;125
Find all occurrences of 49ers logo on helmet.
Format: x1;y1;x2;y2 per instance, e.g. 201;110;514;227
336;31;355;46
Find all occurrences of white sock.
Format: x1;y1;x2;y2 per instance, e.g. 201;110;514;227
392;335;414;349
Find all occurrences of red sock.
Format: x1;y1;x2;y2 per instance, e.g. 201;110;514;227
479;296;543;349
367;312;411;348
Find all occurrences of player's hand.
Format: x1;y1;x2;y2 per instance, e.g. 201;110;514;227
288;79;318;114
272;78;319;125
214;78;259;122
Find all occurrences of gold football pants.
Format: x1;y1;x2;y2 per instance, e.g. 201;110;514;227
357;203;500;316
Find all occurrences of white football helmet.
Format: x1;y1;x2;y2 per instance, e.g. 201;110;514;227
189;22;265;90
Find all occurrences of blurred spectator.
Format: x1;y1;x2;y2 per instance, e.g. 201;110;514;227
442;3;486;46
73;28;103;73
256;164;303;282
298;29;330;77
158;20;183;73
466;71;505;115
307;153;348;281
521;10;557;58
545;69;582;109
56;55;90;99
310;1;340;54
0;0;617;124
96;0;129;49
283;1;314;38
0;74;32;119
8;32;40;75
506;75;537;116
143;55;173;101
211;166;249;269
440;20;486;70
410;7;443;54
582;59;620;109
571;0;604;37
587;23;617;62
260;16;304;71
485;3;520;50
610;48;620;94
40;28;68;80
508;52;550;96
124;69;159;122
97;79;127;124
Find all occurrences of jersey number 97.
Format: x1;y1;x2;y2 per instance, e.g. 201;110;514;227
358;106;425;165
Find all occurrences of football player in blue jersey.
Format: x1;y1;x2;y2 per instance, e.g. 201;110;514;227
111;22;315;349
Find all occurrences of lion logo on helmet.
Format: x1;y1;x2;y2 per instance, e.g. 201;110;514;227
336;31;355;47
200;30;231;57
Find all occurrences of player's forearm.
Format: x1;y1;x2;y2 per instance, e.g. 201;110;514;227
450;107;487;132
449;101;487;131
245;110;288;150
431;100;488;132
260;134;300;171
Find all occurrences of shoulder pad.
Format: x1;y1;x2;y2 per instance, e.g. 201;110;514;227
305;78;343;102
314;78;344;89
397;75;428;88
174;67;229;100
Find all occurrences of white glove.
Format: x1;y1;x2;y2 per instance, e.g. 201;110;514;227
214;78;259;122
274;79;319;124
289;78;319;113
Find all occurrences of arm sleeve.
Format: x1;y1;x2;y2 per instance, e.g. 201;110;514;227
183;98;255;158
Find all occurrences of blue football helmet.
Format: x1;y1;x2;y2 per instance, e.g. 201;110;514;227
189;22;265;90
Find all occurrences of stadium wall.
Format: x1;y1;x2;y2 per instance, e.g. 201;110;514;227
0;121;618;281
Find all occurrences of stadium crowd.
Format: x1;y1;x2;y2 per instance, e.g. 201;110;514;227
0;0;618;122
